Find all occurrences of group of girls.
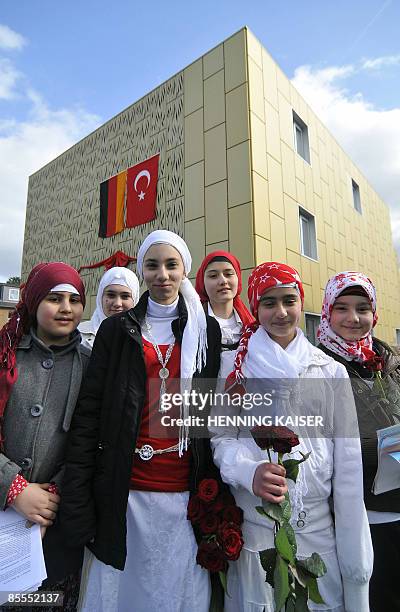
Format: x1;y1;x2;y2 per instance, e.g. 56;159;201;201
0;229;398;612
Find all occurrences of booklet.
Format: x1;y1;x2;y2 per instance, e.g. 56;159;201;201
372;423;400;495
0;508;47;605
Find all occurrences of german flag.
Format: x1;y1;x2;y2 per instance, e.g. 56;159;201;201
99;170;127;238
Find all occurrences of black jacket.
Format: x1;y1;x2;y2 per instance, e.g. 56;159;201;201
60;292;221;570
319;338;400;512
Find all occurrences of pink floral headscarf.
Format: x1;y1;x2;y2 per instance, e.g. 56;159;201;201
317;271;377;363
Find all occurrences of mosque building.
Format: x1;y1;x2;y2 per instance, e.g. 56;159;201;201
22;27;400;343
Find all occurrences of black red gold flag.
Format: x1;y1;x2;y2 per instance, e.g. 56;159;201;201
99;170;127;238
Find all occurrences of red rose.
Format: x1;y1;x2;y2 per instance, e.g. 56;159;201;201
199;512;220;534
187;495;206;524
217;522;243;561
251;425;300;454
196;540;227;573
222;505;244;526
364;355;384;372
198;478;219;503
211;490;236;513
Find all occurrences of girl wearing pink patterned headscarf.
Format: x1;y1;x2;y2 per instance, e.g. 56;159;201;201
212;262;373;612
318;271;400;612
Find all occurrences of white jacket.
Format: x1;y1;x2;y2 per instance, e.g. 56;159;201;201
211;344;373;612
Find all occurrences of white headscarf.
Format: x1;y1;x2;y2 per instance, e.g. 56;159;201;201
90;267;140;333
137;230;208;453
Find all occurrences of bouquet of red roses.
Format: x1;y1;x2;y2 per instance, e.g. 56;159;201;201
187;478;244;592
251;425;327;612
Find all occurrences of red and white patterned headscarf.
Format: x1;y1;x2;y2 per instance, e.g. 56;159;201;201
226;262;304;389
317;271;377;363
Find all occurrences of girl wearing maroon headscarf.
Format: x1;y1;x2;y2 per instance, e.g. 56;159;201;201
195;251;254;379
318;271;400;612
0;262;89;607
211;262;372;612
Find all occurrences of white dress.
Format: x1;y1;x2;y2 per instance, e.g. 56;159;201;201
78;298;210;612
211;328;373;612
207;304;242;381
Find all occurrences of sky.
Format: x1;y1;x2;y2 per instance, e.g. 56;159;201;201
0;0;399;282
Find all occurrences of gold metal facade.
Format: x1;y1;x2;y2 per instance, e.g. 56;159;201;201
22;28;400;341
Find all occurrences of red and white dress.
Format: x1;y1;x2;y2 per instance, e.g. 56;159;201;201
78;297;210;612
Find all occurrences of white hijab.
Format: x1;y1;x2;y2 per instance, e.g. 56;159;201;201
89;267;140;333
137;230;208;453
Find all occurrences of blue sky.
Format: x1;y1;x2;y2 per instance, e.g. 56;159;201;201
0;0;399;280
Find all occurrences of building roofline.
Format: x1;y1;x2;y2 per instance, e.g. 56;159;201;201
29;26;249;180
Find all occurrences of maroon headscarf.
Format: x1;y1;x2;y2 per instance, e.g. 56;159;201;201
0;262;85;444
195;251;254;328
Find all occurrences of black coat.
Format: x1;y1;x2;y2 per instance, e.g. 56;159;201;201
60;292;221;570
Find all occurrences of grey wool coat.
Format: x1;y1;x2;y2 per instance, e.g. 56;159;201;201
0;328;90;580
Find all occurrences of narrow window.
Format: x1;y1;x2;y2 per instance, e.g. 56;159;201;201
293;111;310;163
8;288;20;302
299;207;318;260
396;329;400;346
352;179;362;213
305;313;321;346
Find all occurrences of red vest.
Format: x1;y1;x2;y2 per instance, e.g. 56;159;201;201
130;340;191;491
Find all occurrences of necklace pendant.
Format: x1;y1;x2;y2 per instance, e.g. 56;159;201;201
159;367;170;380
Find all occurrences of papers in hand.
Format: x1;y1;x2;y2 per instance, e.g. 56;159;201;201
0;508;47;605
372;424;400;495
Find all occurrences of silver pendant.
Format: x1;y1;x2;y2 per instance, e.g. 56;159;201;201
159;367;169;379
138;444;154;461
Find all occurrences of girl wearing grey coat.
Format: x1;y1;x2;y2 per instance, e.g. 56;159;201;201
0;262;89;606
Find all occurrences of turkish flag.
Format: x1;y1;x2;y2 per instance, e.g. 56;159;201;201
126;154;159;228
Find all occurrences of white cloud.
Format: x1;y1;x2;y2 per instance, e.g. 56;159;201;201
0;92;100;281
0;24;26;51
0;58;22;98
361;55;400;70
292;61;400;260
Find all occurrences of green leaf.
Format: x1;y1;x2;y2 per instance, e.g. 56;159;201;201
282;522;297;556
294;580;309;612
261;501;284;524
255;505;269;518
281;495;292;523
275;527;295;565
307;577;325;604
273;553;290;611
218;570;228;595
286;595;296;612
297;553;327;578
282;459;299;482
290;564;308;588
259;548;276;587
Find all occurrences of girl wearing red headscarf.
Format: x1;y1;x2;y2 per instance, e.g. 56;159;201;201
0;262;89;607
211;262;373;612
195;251;254;380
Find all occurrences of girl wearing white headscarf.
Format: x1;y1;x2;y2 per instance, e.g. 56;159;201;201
60;231;222;612
78;267;140;350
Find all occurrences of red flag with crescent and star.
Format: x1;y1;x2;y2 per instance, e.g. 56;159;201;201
126;154;159;228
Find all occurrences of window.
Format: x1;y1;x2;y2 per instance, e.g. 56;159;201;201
293;111;310;163
299;207;318;260
305;314;321;346
352;179;362;213
8;288;19;302
396;329;400;346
